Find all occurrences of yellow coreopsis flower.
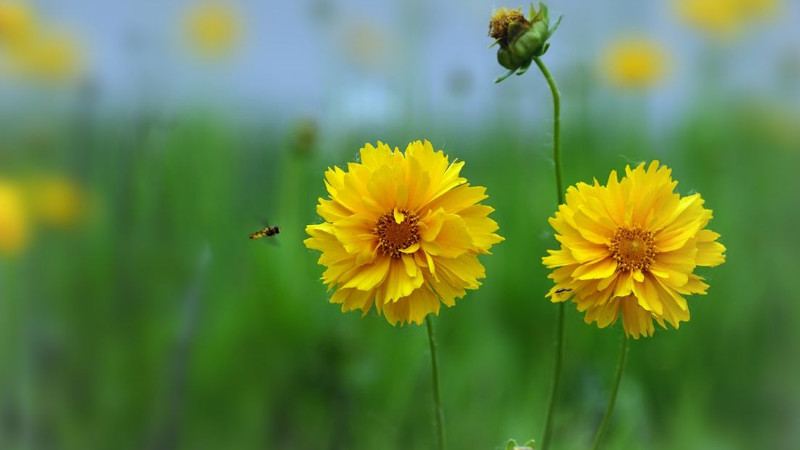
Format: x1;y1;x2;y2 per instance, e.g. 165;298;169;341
0;1;36;47
601;38;671;89
305;141;503;325
8;31;84;82
673;0;781;39
340;19;390;70
0;179;30;255
542;161;726;339
184;1;242;57
738;0;781;17
30;175;85;228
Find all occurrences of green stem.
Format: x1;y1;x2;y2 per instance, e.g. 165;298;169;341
541;302;564;450
534;57;564;204
591;335;629;450
534;56;565;450
426;315;446;450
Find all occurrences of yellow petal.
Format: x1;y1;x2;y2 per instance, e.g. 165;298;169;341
381;286;440;325
342;256;391;290
433;253;485;289
572;206;613;245
459;204;503;252
572;257;616;280
695;229;726;267
420;208;445;242
384;257;424;302
631;274;662;314
332;288;375;316
584;301;621;328
393;207;405;223
542;249;577;268
620;297;655;339
426;270;464;306
431;214;474;258
421;184;487;215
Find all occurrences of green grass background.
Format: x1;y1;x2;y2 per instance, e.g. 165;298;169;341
1;79;799;450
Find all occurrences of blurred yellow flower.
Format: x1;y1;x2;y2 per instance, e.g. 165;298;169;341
30;175;85;228
0;180;30;255
184;1;242;57
305;141;503;325
0;1;36;47
341;19;388;69
542;161;726;339
0;2;86;83
601;38;670;89
674;0;781;39
739;0;781;16
7;31;84;82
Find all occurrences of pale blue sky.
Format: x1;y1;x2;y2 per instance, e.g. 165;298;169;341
3;0;799;130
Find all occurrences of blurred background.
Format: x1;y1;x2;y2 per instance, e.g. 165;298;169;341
1;0;799;449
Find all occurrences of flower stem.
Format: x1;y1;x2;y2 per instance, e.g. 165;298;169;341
541;302;564;450
591;335;629;450
533;56;564;204
534;56;565;450
426;315;446;450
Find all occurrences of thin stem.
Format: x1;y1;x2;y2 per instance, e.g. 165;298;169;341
591;335;629;450
541;302;564;450
533;57;564;205
534;56;565;450
426;315;446;450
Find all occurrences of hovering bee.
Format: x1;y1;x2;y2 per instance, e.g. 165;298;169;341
249;224;280;240
554;288;573;294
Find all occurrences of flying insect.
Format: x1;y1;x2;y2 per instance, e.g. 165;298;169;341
249;224;280;240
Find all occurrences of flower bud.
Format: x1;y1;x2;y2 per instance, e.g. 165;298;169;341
488;3;561;83
504;438;536;450
288;117;318;157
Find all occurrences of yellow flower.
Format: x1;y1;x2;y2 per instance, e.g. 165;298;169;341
0;3;85;83
673;0;781;39
738;0;781;17
0;179;30;255
601;38;671;89
30;175;85;228
305;141;503;325
9;31;84;82
184;1;242;57
542;161;726;339
0;1;36;47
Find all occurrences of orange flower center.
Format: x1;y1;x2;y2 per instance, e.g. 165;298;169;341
609;227;656;272
374;209;419;258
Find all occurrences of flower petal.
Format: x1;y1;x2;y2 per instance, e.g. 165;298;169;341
341;256;391;291
695;229;726;267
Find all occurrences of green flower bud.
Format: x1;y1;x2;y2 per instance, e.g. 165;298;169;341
488;3;562;83
497;46;526;71
288;116;318;157
505;438;536;450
